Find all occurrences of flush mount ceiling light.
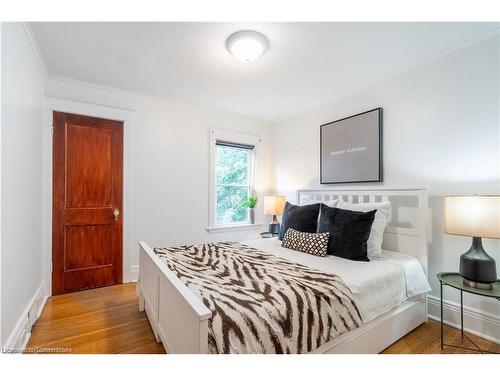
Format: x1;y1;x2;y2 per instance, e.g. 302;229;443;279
226;30;269;63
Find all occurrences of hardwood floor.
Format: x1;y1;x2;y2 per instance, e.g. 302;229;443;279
382;320;499;354
27;283;498;354
27;283;165;354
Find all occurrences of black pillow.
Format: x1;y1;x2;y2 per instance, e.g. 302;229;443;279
278;202;321;240
318;204;376;261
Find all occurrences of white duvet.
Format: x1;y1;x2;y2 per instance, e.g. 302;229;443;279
242;238;431;322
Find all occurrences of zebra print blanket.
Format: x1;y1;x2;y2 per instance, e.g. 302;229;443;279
154;242;362;354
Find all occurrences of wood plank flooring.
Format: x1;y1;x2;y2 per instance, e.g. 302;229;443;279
27;283;165;354
382;319;499;354
27;283;498;354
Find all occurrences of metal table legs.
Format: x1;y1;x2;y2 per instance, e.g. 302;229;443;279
440;281;498;354
440;281;443;350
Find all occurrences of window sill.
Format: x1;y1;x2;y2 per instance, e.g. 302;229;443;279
206;223;263;234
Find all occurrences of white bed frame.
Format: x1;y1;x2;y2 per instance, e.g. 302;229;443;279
138;188;429;354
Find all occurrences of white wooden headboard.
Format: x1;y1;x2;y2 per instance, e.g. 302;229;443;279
297;188;428;275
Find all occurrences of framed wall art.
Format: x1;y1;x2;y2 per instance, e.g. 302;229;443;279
320;108;382;184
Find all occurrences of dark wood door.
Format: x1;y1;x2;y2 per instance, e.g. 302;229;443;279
52;112;123;295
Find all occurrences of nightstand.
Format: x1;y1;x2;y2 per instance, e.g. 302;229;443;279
260;232;278;239
437;272;500;354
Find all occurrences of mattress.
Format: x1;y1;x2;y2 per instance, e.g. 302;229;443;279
242;238;431;322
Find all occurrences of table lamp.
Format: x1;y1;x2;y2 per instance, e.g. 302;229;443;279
444;195;499;289
264;195;286;235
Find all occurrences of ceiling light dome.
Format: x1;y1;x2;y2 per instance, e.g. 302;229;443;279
227;30;269;63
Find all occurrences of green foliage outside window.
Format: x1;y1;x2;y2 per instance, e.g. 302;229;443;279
216;145;251;223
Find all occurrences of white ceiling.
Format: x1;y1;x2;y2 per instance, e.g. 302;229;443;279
31;22;498;121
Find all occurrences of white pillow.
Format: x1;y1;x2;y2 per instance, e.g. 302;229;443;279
304;199;338;207
322;199;338;207
337;200;391;259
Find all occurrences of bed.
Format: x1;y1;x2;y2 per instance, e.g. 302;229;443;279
137;188;430;353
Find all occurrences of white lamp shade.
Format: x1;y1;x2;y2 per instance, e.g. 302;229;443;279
264;196;286;216
444;195;500;239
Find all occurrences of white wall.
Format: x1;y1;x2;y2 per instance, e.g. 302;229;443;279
273;34;500;337
42;76;273;288
1;23;45;345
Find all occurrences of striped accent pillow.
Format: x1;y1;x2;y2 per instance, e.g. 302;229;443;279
282;228;329;257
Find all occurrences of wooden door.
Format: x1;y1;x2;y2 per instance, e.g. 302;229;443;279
52;112;123;295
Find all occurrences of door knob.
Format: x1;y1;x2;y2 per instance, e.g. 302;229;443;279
113;208;120;220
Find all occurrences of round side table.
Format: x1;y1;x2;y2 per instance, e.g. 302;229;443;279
437;272;500;354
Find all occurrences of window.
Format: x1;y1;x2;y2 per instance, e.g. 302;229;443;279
208;130;259;231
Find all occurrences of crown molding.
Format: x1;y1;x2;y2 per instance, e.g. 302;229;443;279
22;22;48;76
46;73;127;94
45;73;272;124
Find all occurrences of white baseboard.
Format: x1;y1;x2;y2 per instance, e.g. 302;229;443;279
130;265;140;282
3;281;49;353
427;294;499;344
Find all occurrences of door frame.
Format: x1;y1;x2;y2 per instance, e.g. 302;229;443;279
43;96;135;296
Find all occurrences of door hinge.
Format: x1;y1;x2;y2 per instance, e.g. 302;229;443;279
51;125;54;135
50;262;53;273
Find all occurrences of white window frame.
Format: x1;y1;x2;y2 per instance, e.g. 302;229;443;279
207;129;261;233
